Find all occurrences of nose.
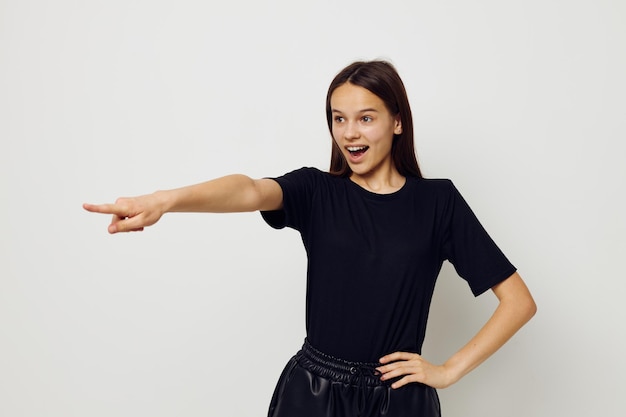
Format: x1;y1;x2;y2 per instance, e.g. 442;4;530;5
344;121;360;140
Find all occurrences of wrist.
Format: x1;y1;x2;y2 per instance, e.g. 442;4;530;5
441;361;466;387
152;189;174;214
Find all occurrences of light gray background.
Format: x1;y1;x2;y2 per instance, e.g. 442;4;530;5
1;0;625;416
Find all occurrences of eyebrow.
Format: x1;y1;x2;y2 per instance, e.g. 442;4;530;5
331;108;380;113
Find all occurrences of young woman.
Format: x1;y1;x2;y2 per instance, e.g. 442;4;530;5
84;60;536;417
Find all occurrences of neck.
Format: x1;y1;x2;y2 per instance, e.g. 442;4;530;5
350;166;406;194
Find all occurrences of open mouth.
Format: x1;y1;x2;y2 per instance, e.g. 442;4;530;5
347;146;369;157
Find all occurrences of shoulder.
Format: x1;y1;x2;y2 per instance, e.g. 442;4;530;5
274;167;338;187
270;167;344;199
275;166;327;179
402;177;465;213
408;177;456;195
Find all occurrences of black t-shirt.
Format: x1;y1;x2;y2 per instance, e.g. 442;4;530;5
261;167;516;362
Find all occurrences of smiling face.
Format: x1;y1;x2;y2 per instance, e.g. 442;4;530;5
330;82;403;183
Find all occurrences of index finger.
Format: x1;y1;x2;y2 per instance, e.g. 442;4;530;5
83;202;127;216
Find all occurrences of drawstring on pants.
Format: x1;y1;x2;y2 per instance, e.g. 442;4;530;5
348;363;381;414
297;339;389;416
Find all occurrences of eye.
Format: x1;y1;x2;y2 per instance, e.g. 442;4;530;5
334;116;345;123
361;115;373;122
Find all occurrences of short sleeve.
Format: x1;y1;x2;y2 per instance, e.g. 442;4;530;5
441;181;517;296
260;167;321;233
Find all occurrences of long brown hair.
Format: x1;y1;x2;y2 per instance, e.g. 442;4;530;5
326;60;422;178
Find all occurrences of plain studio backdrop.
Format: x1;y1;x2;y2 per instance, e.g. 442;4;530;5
1;1;625;416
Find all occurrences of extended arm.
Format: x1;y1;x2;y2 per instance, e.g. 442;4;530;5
83;175;283;234
377;272;536;389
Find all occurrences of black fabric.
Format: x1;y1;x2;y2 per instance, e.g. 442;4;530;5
261;167;516;362
268;339;441;417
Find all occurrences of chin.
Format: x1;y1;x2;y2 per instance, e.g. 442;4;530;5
348;165;370;177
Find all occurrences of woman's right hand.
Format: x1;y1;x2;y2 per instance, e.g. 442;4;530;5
83;192;166;234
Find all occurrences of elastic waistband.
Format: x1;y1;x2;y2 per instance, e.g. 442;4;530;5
296;339;387;387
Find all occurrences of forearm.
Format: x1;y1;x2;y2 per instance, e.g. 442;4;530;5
378;273;536;390
156;174;281;214
442;272;537;385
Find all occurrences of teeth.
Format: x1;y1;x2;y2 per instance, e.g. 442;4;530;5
347;146;368;152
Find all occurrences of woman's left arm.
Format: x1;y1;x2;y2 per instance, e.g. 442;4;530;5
377;272;537;389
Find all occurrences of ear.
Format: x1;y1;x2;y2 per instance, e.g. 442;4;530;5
394;116;403;135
